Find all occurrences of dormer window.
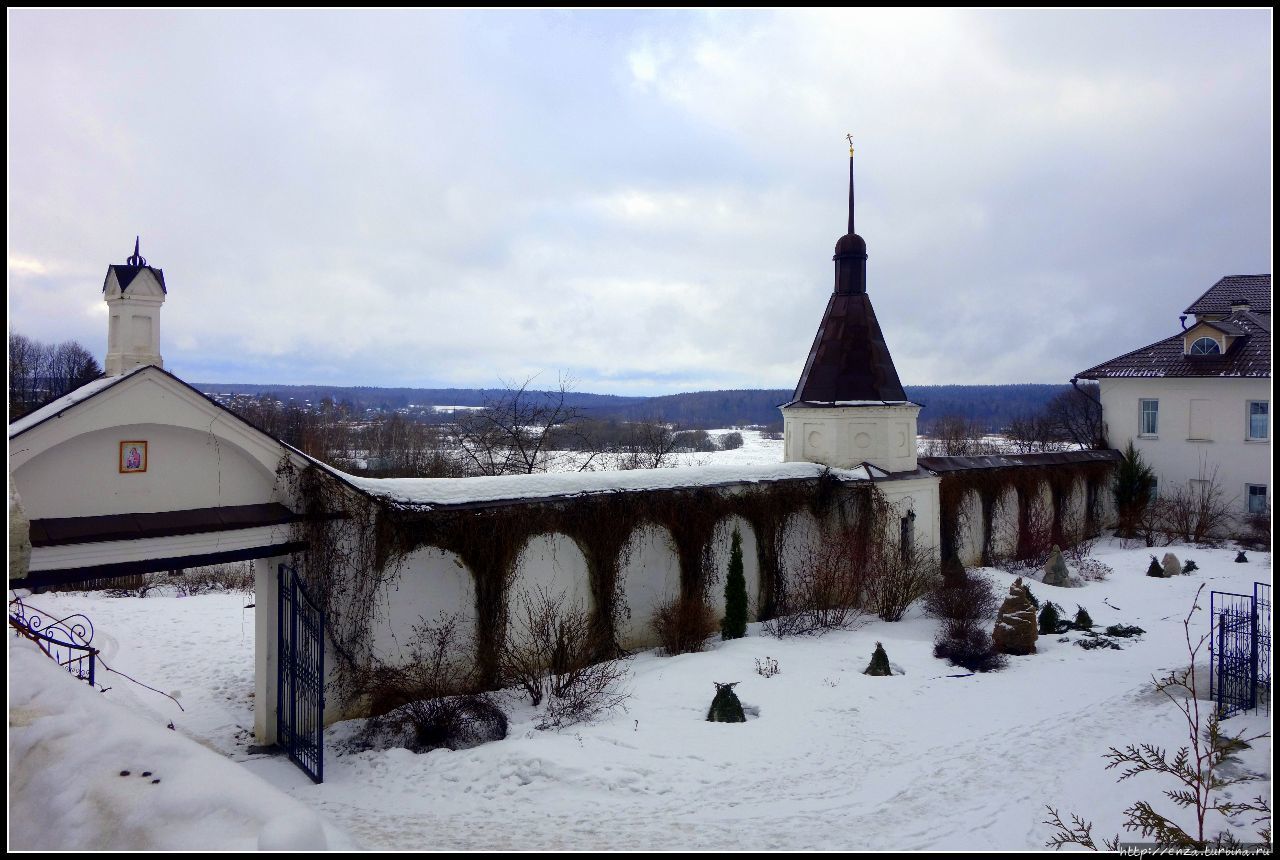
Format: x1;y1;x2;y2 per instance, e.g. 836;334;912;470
1189;336;1221;355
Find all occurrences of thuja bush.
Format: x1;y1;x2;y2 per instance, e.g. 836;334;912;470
1113;441;1155;539
652;595;719;655
1038;602;1062;635
721;527;748;641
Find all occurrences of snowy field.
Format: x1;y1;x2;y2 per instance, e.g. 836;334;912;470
9;539;1271;850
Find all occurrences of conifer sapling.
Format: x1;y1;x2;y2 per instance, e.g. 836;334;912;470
864;642;893;676
721;527;748;641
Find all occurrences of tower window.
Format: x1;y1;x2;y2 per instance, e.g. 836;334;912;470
1189;337;1221;355
900;510;916;561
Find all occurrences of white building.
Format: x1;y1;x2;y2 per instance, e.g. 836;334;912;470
1077;274;1271;527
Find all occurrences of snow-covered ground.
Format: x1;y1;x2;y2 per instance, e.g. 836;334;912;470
9;540;1271;850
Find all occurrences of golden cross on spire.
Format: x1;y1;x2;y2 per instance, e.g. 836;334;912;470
845;133;854;157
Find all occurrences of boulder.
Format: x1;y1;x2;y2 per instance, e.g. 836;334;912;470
992;577;1038;655
1161;552;1181;577
1042;545;1071;587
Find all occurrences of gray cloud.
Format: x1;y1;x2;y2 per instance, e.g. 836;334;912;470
7;10;1271;395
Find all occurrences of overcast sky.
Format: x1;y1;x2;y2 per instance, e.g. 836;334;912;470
7;10;1272;395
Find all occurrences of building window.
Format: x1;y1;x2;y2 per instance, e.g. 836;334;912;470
1140;399;1159;436
1247;485;1268;515
1248;401;1268;440
1148;477;1159;502
900;510;916;561
1189;337;1221;355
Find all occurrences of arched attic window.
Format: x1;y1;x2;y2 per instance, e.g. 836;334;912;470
1189;337;1221;356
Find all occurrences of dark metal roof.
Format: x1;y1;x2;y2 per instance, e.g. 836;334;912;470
1183;274;1270;316
787;292;908;405
28;502;300;547
102;263;167;294
1077;309;1271;379
919;449;1121;474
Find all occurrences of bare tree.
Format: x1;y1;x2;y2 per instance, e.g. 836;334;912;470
1045;383;1105;450
8;332;103;418
451;373;600;475
921;415;1002;456
614;417;682;470
1005;411;1071;454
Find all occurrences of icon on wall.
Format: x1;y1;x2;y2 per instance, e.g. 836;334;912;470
119;441;148;473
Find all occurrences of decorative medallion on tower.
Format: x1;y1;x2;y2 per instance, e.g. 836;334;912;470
103;237;167;376
781;139;922;473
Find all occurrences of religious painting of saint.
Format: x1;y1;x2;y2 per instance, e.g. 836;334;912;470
119;441;148;473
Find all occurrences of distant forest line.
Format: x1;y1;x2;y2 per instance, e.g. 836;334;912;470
194;382;1076;433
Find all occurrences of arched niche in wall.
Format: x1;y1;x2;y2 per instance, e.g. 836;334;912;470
616;523;681;650
706;515;762;622
369;546;476;667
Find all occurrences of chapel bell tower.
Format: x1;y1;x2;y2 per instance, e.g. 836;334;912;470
103;237;167;376
781;141;921;473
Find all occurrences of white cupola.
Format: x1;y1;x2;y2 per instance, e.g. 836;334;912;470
103;237;166;376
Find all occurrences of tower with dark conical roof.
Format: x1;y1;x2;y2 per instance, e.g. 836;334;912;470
781;143;921;472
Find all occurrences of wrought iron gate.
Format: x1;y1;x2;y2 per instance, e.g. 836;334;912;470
1209;583;1271;719
277;563;325;783
9;597;98;685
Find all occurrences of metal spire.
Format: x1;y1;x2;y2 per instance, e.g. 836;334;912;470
845;133;855;235
126;235;147;267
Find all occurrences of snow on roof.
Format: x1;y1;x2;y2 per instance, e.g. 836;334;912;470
8;369;147;438
334;461;873;510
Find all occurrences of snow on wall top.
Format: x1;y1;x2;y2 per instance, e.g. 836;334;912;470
333;461;874;509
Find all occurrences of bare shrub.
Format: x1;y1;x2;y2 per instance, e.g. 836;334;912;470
502;586;629;729
652;595;719;654
923;567;1001;624
764;527;867;637
925;566;1007;672
1239;503;1271;551
866;544;941;622
1062;532;1112;582
1137;498;1177;547
361;613;508;753
106;563;255;597
1161;468;1237;545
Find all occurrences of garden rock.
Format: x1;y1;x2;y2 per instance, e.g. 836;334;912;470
992;577;1038;655
1161;552;1181;577
1042;545;1071;587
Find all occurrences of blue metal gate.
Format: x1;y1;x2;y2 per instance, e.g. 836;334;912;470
277;563;325;783
1209;583;1271;719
